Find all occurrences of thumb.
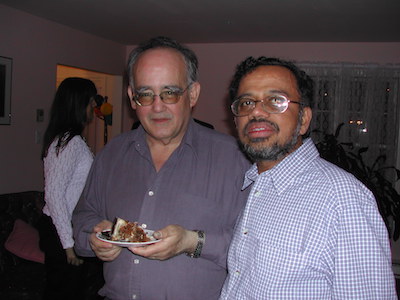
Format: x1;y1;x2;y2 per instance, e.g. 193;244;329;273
153;231;162;239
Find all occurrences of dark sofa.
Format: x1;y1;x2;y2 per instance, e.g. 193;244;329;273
0;191;45;300
0;191;104;300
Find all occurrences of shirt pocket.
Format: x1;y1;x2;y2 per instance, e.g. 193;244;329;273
249;235;331;299
251;236;307;286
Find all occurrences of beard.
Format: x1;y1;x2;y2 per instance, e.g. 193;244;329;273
239;109;303;162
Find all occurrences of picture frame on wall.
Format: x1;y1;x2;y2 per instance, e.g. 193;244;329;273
0;56;12;125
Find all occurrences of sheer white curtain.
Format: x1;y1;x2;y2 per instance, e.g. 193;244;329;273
299;63;400;173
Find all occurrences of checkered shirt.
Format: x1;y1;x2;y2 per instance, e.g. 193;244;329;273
220;138;397;299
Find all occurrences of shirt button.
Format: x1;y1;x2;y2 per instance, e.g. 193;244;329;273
141;223;147;229
134;259;140;264
235;270;240;275
243;229;248;235
254;190;261;196
148;190;154;196
132;294;137;299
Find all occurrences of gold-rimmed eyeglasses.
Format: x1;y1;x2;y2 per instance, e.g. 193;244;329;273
231;94;303;117
134;84;191;106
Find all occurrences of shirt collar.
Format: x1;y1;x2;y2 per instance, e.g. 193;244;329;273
242;138;319;193
130;118;199;158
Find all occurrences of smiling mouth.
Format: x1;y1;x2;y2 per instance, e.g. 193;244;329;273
246;121;277;139
249;127;267;132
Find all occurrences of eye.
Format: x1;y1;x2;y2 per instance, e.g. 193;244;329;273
239;98;255;107
163;90;177;97
269;95;286;106
138;92;154;99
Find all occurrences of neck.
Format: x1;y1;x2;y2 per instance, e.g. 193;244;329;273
146;133;185;172
256;138;304;174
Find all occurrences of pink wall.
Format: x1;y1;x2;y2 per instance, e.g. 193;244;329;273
2;3;400;262
125;42;400;134
0;5;126;194
2;3;400;195
192;42;400;135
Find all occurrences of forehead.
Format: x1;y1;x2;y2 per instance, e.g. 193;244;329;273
239;65;299;96
133;48;186;75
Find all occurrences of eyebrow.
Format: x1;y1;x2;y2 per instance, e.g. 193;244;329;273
237;89;289;99
268;89;289;97
135;85;182;93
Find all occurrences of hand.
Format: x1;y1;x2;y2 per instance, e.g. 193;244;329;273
129;225;198;260
89;219;122;261
65;247;84;266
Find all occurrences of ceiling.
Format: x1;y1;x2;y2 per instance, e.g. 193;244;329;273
2;0;400;44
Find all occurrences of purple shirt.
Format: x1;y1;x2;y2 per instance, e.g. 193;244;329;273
72;119;250;300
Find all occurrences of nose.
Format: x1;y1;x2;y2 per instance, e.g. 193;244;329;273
251;100;270;118
151;94;166;112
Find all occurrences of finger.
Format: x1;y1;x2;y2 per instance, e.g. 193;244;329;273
93;220;113;233
98;245;121;261
153;231;162;239
90;233;113;250
130;240;166;256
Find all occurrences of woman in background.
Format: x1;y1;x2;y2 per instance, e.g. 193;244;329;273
38;77;102;300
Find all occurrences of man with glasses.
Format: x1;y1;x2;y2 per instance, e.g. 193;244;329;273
220;56;396;299
72;37;250;300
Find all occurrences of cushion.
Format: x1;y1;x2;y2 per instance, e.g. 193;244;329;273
4;219;45;264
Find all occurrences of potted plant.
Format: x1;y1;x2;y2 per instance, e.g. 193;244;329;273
313;123;400;241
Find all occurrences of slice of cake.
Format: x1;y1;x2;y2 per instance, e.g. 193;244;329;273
111;217;150;242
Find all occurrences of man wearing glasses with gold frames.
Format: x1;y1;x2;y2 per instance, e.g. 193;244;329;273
220;57;397;299
72;37;250;300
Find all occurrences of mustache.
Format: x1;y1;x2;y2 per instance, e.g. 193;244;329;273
243;118;279;134
150;113;172;120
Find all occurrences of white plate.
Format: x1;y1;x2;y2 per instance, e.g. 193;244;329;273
96;229;161;247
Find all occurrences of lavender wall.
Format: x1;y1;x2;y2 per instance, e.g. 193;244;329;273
191;42;400;135
0;5;126;194
1;3;400;264
2;3;400;195
125;42;400;134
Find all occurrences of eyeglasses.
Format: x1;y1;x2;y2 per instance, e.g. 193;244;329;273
134;84;191;106
231;94;303;117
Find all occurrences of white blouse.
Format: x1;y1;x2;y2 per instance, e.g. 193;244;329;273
43;135;93;249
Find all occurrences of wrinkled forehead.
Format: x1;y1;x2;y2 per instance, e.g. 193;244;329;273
238;65;300;97
133;48;186;74
132;48;188;88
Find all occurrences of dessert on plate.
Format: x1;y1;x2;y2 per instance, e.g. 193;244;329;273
110;217;150;242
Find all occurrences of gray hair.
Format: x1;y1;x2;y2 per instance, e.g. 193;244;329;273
127;36;199;90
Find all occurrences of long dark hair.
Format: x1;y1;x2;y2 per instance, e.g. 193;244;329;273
41;77;97;159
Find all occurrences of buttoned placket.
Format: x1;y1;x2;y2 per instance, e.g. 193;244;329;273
232;176;265;289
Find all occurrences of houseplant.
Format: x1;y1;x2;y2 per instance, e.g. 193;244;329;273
313;123;400;241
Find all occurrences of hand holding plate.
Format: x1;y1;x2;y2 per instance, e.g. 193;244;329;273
90;219;122;261
130;224;198;260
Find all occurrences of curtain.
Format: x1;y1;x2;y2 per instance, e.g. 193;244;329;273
299;63;400;174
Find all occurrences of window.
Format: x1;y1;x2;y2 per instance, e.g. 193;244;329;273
300;63;400;175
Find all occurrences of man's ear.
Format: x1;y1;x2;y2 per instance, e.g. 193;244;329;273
127;86;137;110
188;82;200;108
300;107;312;135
